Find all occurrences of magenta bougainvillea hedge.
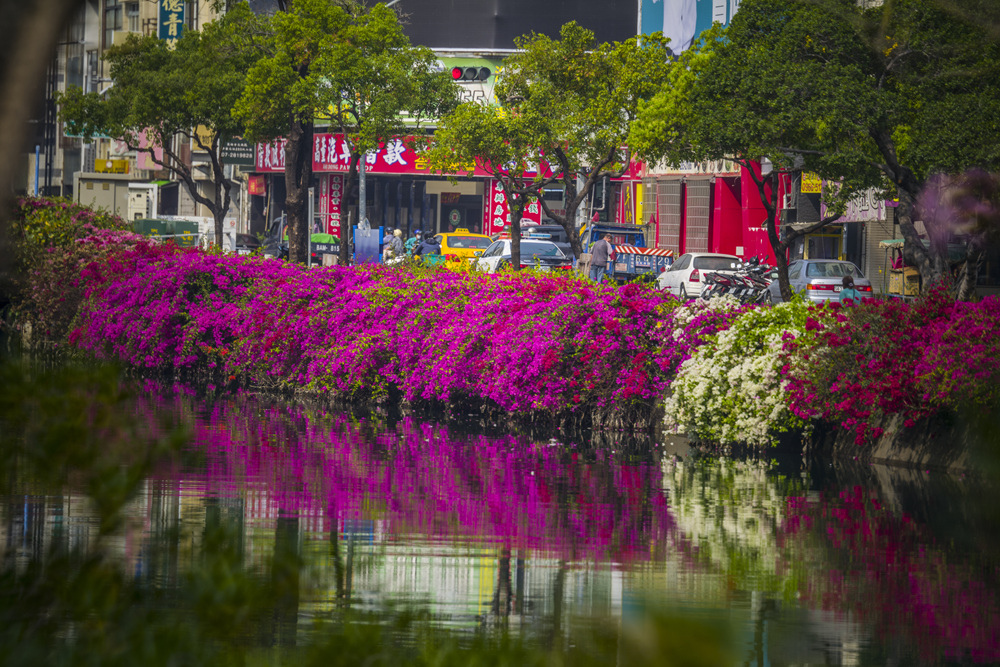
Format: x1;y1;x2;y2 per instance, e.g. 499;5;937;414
23;233;1000;442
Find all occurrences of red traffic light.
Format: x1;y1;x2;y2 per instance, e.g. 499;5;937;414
451;66;491;82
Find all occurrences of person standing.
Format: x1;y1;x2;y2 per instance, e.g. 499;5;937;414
839;275;861;305
589;233;614;283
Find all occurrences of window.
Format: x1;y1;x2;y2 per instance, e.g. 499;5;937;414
126;2;139;32
670;254;690;271
692;256;739;271
521;241;563;257
788;262;802;280
103;0;122;49
448;235;491;249
806;262;862;278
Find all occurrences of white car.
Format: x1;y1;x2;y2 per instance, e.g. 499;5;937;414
475;238;574;273
656;252;742;299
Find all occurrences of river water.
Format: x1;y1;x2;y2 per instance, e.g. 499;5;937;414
4;387;999;665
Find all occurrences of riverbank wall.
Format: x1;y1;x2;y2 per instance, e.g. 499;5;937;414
806;411;999;474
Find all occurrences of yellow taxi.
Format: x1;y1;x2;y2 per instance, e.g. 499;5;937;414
433;228;494;262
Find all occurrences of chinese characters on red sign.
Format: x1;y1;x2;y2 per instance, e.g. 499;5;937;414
483;179;541;235
318;174;344;238
257;134;491;177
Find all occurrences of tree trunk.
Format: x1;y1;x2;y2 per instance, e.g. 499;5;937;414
895;189;951;292
210;150;232;248
284;117;313;264
498;176;530;270
749;169;794;300
509;194;525;271
955;244;984;301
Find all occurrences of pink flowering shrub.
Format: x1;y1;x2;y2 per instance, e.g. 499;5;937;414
30;225;1000;440
781;288;1000;443
16;227;150;345
68;241;700;421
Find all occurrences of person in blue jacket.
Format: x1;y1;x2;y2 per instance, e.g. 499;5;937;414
839;275;861;305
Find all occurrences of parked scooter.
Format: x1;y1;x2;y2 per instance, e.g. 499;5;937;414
699;255;778;304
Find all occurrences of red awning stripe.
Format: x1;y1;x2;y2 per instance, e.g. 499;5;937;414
610;245;674;257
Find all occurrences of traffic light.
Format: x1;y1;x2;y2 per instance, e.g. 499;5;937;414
451;66;491;82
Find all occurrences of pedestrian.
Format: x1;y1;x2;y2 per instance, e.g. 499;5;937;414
406;229;421;255
589;233;615;283
839;275;861;305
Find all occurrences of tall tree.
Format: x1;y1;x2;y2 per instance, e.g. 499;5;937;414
631;0;1000;298
317;2;457;265
234;0;344;264
495;23;672;258
427;103;543;269
57;8;255;245
630;8;881;300
856;0;1000;295
235;0;455;265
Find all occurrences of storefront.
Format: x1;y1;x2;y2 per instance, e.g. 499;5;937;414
645;160;781;261
250;132;644;244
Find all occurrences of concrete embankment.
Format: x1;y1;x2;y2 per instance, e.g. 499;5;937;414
806;412;1000;474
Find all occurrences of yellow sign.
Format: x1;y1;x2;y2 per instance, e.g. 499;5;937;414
194;125;215;152
801;172;822;194
95;159;129;174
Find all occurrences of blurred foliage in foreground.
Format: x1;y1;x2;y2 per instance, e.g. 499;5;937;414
0;358;734;667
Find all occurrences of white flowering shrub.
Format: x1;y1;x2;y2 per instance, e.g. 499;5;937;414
664;300;811;446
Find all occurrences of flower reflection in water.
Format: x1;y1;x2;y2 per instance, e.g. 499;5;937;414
783;486;1000;664
190;400;676;562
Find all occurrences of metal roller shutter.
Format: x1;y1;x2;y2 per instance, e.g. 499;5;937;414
656;180;682;250
685;180;711;253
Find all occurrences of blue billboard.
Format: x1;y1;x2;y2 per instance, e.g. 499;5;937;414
639;0;740;54
158;0;186;47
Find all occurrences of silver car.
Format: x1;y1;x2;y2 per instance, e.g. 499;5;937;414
765;259;873;304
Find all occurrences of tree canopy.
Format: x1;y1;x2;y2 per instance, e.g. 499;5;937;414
631;0;1000;297
487;22;672;258
428;103;545;268
234;0;456;264
58;7;255;244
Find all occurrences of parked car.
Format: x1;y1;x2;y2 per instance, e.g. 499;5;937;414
656;252;743;299
474;238;574;273
520;224;574;257
234;233;262;255
764;259;873;303
434;229;493;262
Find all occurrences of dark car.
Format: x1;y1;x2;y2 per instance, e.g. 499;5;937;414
234;233;262;255
520;224;574;258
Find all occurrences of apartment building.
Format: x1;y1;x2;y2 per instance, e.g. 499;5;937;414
23;0;226;224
